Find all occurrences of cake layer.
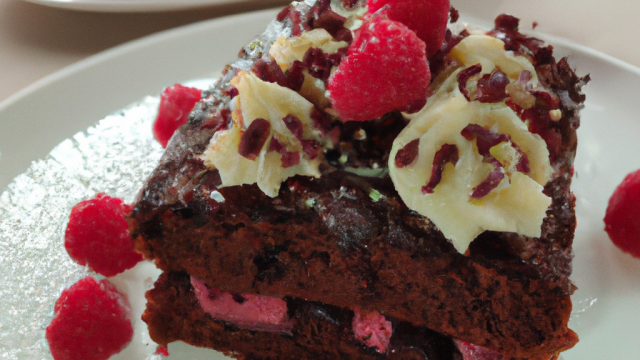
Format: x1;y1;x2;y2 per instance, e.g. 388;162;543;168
132;166;576;359
145;271;462;360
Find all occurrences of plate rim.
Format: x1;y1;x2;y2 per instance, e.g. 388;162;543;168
21;0;254;13
0;8;281;191
3;11;640;114
0;8;278;113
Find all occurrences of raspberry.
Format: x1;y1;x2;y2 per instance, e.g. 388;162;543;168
65;193;143;277
46;277;134;360
604;169;640;258
327;16;430;121
153;84;202;148
367;0;450;57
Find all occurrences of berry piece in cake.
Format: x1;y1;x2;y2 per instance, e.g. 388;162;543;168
604;168;640;258
352;309;393;353
327;16;430;121
46;277;133;360
367;0;450;57
153;84;202;148
65;193;142;277
454;340;501;360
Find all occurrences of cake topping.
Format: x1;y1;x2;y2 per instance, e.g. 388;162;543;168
153;84;202;148
389;34;553;253
200;71;324;197
604;168;640;258
422;143;459;194
64;193;142;277
366;0;450;57
202;8;555;252
327;14;431;121
457;64;482;100
269;28;349;72
460;124;531;176
238;118;271;160
394;138;420;168
252;59;305;92
475;69;510;103
46;277;133;360
450;35;538;82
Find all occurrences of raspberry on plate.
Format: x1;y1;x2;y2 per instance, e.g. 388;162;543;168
604;168;640;258
367;0;450;57
153;84;202;148
327;15;430;121
64;193;142;277
46;277;134;360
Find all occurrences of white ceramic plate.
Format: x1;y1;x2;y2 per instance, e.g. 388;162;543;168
22;0;259;12
1;7;639;360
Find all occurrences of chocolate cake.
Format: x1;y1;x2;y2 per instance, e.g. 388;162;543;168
129;1;588;359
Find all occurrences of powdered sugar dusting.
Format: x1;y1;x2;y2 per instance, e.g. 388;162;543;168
0;97;163;359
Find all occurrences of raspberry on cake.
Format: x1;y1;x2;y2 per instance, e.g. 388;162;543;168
128;0;587;359
153;84;203;148
366;0;450;57
327;13;431;121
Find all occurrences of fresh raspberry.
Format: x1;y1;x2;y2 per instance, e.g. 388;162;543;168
367;0;450;57
65;193;143;277
327;16;430;121
604;169;640;258
46;277;134;360
153;84;202;148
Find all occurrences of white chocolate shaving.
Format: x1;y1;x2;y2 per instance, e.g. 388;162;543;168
449;35;539;83
200;72;323;197
269;29;348;71
389;35;553;253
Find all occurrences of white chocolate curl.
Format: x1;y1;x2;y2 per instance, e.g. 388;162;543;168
389;35;553;253
269;29;348;71
269;29;348;110
200;71;323;197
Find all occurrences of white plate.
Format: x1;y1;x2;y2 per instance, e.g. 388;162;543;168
1;7;640;360
22;0;261;12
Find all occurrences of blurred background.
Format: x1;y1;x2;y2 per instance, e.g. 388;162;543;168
1;0;638;103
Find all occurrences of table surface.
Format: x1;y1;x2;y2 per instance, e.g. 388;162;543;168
1;0;639;104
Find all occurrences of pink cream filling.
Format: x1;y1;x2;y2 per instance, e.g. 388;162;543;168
352;308;393;353
191;277;396;350
454;339;502;360
190;277;293;332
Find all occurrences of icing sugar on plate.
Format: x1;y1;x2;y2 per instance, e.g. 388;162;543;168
0;97;164;359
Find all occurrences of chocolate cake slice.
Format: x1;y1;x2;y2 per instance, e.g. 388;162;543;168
129;1;587;359
146;271;460;360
